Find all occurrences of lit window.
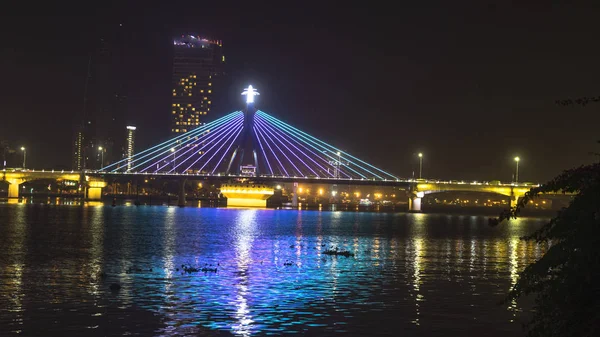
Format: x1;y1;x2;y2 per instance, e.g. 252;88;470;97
208;83;212;86
172;111;176;114
187;104;192;107
172;93;176;96
200;90;204;93
176;122;180;125
191;108;195;111
208;101;211;104
208;90;212;93
188;93;192;96
203;97;207;100
172;104;176;107
222;55;225;62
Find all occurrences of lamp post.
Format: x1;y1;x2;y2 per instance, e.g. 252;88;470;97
171;148;176;170
336;151;341;178
514;156;520;183
418;153;423;179
98;146;104;168
21;147;26;168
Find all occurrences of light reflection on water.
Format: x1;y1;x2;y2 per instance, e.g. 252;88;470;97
0;204;547;336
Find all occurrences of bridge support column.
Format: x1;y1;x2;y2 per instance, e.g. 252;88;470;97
291;182;298;207
510;194;519;208
408;191;424;212
408;196;422;212
7;179;20;198
86;180;106;201
178;179;187;207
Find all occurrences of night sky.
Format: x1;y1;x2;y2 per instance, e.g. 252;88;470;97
2;2;599;182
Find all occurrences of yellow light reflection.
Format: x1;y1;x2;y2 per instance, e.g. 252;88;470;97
232;209;257;336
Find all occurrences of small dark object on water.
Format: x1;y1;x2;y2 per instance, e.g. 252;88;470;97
323;249;354;257
109;283;121;291
201;267;218;273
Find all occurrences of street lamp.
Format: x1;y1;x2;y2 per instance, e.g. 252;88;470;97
514;156;520;183
20;147;26;168
336;151;341;178
171;147;176;170
98;146;104;168
418;153;423;179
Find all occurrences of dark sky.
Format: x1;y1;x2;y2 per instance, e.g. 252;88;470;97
2;2;600;182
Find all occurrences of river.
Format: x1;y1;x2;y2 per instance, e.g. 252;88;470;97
0;203;547;336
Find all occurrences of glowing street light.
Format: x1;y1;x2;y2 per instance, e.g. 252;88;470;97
241;85;260;104
336;151;341;179
20;147;26;168
514;156;520;183
171;147;176;169
98;146;104;168
418;153;423;179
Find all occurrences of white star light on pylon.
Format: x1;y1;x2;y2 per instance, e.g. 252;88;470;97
241;85;260;104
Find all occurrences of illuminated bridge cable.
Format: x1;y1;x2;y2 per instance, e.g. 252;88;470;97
148;115;243;173
101;111;241;171
254;116;338;178
254;117;304;177
199;124;244;173
253;126;274;175
179;119;244;173
255;112;366;179
254;120;288;176
255;113;367;179
211;123;246;174
257;111;397;180
108;112;241;173
148;114;243;173
172;118;243;173
256;113;356;179
254;117;322;177
140;116;241;173
256;113;352;179
140;112;242;173
258;111;382;180
128;114;243;173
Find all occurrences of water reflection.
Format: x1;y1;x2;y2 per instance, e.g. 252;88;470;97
0;205;549;336
232;209;258;336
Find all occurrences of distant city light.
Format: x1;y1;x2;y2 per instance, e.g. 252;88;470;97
126;126;137;130
242;85;260;104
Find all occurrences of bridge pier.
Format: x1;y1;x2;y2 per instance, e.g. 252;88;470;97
408;196;422;212
7;179;20;198
178;179;187;207
408;191;424;212
291;182;298;207
86;179;106;201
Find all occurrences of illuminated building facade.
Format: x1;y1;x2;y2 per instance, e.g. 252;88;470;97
126;126;136;171
171;35;224;135
72;128;84;170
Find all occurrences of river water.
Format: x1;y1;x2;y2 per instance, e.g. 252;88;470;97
0;203;547;336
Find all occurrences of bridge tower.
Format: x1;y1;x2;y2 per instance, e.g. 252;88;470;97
226;85;261;176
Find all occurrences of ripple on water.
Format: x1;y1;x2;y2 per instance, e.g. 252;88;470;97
0;205;547;336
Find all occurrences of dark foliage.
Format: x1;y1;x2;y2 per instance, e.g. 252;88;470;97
490;162;600;336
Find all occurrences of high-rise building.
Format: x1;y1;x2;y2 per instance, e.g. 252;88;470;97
72;23;129;170
171;35;224;135
125;126;136;171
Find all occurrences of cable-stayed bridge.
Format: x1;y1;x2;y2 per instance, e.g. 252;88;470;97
2;86;541;209
99;110;398;182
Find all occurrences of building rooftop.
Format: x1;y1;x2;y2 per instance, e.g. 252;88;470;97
173;35;222;48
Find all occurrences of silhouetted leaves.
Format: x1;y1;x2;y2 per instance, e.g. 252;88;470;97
492;162;600;337
555;95;600;107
